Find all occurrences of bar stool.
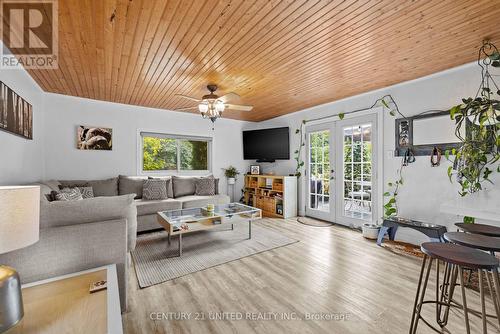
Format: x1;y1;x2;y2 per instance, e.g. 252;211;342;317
455;223;500;238
444;232;500;329
445;231;500;256
410;242;500;334
454;223;500;284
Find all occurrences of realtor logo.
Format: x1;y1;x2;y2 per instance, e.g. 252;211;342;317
1;0;58;69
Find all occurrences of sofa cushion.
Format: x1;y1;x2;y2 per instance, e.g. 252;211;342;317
135;198;182;216
172;176;196;198
40;194;137;251
142;179;168;200
43;180;61;191
59;177;118;197
35;182;56;203
177;194;230;209
119;175;147;199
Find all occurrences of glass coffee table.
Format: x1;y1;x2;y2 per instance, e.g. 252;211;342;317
157;203;262;257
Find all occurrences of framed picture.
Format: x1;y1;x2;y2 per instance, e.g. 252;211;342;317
0;81;33;139
77;126;113;150
250;165;260;175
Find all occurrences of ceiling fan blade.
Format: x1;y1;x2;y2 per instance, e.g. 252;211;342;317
175;94;201;102
175;106;200;111
218;92;240;103
225;103;253;111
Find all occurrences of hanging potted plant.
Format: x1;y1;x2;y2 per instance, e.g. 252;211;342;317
223;166;240;185
446;41;500;223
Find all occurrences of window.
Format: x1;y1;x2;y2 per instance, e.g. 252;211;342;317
140;132;211;173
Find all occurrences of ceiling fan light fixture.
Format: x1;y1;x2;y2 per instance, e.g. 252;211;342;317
176;85;252;125
198;101;209;113
215;100;225;113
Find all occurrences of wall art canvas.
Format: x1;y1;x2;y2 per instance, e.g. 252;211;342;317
0;81;33;139
77;126;113;150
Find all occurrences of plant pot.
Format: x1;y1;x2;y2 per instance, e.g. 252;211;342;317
227;177;236;185
362;223;380;240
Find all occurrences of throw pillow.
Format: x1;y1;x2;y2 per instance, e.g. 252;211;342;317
142;179;168;200
148;176;173;198
59;186;94;199
54;188;84;201
195;177;216;196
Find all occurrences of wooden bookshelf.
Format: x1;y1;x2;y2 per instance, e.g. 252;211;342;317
243;175;297;218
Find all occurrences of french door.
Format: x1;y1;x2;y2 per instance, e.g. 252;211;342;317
305;124;335;221
306;113;379;226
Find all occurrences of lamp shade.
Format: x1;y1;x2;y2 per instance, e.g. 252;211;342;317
0;186;40;254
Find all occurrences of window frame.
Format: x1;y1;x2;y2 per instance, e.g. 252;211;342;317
138;131;213;176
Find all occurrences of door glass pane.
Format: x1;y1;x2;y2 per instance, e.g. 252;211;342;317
343;124;372;220
308;130;331;212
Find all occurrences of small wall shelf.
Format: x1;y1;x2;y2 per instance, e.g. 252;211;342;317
243;175;297;218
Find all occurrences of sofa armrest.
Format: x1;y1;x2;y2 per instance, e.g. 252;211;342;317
0;219;129;311
41;194;137;251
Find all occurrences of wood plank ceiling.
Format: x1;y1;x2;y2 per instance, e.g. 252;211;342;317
13;0;500;121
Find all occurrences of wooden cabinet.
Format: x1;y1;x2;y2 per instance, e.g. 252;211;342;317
243;175;297;218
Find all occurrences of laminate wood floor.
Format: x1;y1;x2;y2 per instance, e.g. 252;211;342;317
123;218;498;334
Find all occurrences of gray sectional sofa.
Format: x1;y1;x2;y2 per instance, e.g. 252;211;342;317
118;175;230;232
0;175;229;312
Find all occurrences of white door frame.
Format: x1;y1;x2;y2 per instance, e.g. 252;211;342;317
334;108;383;228
305;122;335;222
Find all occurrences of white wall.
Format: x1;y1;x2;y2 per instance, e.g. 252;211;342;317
244;62;500;243
0;53;44;185
42;93;250;197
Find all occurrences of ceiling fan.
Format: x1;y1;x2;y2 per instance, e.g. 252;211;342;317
175;85;253;123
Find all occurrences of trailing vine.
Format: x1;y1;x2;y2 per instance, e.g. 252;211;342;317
293;95;403;177
293;95;408;218
445;41;500;223
383;158;405;218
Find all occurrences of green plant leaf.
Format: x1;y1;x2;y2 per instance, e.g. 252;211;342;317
492;60;500;68
463;216;475;224
381;99;389;108
383;192;391;196
389;110;396;116
450;105;460;119
447;166;453;182
295;129;300;134
338;113;345;120
491;51;500;60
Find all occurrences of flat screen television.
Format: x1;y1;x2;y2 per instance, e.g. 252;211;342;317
243;127;290;162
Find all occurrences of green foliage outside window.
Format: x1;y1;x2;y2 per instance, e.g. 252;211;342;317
143;137;208;171
180;140;208;170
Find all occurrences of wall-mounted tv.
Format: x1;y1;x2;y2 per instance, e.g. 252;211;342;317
243;127;290;162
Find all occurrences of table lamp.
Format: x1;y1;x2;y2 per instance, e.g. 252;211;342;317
0;186;40;333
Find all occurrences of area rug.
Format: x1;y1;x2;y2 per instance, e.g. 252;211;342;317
296;216;334;227
131;224;298;288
